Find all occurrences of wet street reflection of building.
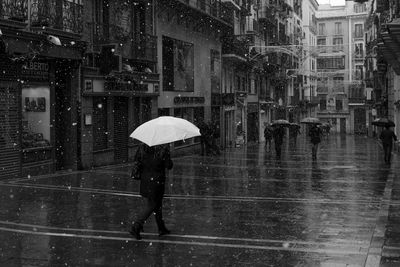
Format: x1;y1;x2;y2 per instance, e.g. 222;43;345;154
0;134;399;266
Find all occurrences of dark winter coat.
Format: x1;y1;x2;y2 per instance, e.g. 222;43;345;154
380;128;397;145
264;127;273;140
136;145;173;200
309;126;322;144
273;127;285;145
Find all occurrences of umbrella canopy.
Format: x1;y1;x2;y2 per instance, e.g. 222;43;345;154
272;119;291;126
289;123;301;128
372;118;395;127
130;116;201;146
300;117;321;124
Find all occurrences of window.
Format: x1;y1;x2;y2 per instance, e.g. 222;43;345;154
336;99;343;110
354;3;366;13
318;23;326;35
333;37;343;52
354;43;364;58
210;49;221;94
355;65;363;80
334;22;342;35
162;36;194;92
354;24;363;38
93;97;108;151
320;97;327;110
317;38;326;53
317;57;345;69
22;86;51;149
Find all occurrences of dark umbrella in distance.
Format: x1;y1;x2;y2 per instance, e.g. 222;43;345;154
371;118;395;127
272;119;291;127
289;123;301;128
301;117;321;125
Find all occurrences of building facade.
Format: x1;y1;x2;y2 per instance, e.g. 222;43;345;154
0;0;85;179
366;0;400;149
316;1;369;134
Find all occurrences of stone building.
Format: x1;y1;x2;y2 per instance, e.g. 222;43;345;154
316;1;369;134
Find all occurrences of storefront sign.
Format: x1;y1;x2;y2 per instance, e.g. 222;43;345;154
174;96;205;104
104;80;147;92
21;61;49;80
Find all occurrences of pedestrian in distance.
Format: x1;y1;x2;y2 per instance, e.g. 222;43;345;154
209;121;221;155
379;125;398;164
264;123;273;150
272;125;285;159
289;125;301;145
198;120;210;156
130;143;173;240
309;124;323;160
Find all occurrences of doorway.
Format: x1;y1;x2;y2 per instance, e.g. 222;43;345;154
114;97;129;163
340;118;346;134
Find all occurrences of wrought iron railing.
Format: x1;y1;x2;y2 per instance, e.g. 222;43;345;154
179;0;233;25
0;0;28;21
30;0;83;33
89;22;157;62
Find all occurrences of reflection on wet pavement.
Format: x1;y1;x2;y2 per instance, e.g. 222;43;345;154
0;134;399;266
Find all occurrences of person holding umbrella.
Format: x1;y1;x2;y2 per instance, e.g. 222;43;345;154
380;124;398;164
289;123;301;145
272;125;285;158
129;116;201;239
309;124;323;160
264;123;273;150
129;143;173;240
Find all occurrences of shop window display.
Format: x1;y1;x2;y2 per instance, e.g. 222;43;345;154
21;86;51;149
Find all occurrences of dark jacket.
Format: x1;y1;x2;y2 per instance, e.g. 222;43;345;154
136;145;173;200
380;128;397;145
273;127;285;145
309;126;322;144
264;127;272;139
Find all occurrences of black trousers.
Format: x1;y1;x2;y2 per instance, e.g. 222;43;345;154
383;143;393;163
275;142;282;157
135;197;165;229
312;143;319;159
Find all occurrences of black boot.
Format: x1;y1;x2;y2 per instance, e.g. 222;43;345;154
129;222;142;240
156;220;171;236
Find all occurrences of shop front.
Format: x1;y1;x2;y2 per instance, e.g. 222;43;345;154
235;92;247;146
247;103;259;143
0;54;82;179
81;72;159;168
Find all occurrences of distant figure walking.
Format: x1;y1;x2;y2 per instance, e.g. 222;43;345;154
264;124;273;150
198;120;210;156
130;144;173;240
309;124;323;160
380;125;397;164
272;125;285;158
289;125;301;145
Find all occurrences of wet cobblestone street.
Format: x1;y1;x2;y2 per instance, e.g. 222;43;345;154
0;134;399;266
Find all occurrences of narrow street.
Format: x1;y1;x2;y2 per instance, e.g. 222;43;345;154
0;134;399;266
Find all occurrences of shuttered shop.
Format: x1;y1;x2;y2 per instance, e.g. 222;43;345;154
0;83;21;179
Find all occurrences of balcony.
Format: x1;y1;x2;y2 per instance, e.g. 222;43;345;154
0;0;28;27
317;85;328;94
30;0;83;35
222;35;249;60
88;23;157;62
376;0;389;13
164;0;233;27
258;6;276;25
348;97;366;105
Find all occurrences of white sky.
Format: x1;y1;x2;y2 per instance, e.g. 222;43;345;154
317;0;346;6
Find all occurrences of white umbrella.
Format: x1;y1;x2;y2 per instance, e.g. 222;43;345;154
130;116;201;146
